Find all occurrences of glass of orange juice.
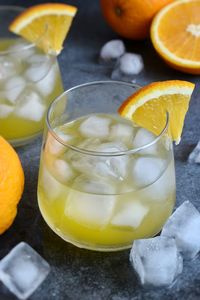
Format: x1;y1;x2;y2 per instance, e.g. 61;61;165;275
37;81;176;251
0;6;63;146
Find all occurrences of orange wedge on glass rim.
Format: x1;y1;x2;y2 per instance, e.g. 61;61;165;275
151;0;200;74
119;80;195;144
9;3;77;55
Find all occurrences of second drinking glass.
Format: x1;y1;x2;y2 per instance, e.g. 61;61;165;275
0;6;63;146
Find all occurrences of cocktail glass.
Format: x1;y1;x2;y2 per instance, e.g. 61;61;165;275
0;6;63;146
37;81;176;251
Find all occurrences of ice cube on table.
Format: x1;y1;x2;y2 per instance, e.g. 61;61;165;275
65;190;116;228
73;175;115;194
111;201;148;228
133;128;157;155
99;39;125;63
16;91;45;121
79;115;111;138
110;123;135;143
111;53;144;82
188;141;200;164
36;64;56;97
25;54;52;82
161;201;200;259
132;157;165;188
130;236;183;286
0;104;14;118
119;53;144;75
4;76;26;104
54;159;75;183
0;242;50;300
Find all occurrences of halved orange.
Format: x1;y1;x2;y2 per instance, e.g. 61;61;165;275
151;0;200;74
9;3;77;55
119;80;194;144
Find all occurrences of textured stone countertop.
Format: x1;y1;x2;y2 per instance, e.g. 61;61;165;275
0;0;200;299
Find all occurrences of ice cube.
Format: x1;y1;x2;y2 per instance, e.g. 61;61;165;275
97;142;129;180
99;39;125;63
9;41;35;59
39;165;63;201
133;128;157;155
65;191;116;228
142;159;175;202
74;137;100;151
110;123;135;143
111;67;134;83
111;53;144;82
36;64;56;96
188;141;200;164
161;201;200;259
79;115;111;138
119;53;144;75
4;76;26;104
0;242;50;300
0;104;14;118
111;201;148;228
96;141;127;153
46;131;73;156
25;54;51;82
132;157;165;188
54;159;75;183
28;54;49;65
73;175;115;194
130;236;183;286
71;142;129;181
16;91;45;121
0;56;20;80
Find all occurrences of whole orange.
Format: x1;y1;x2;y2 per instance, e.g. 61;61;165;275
0;136;24;234
100;0;174;40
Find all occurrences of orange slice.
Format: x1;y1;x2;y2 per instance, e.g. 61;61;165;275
151;0;200;74
119;80;194;144
9;3;77;55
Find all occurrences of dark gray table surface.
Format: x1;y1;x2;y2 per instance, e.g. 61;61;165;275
0;0;200;299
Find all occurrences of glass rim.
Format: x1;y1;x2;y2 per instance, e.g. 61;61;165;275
0;5;36;56
46;80;169;157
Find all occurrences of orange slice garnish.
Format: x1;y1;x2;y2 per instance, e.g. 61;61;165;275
9;3;77;55
119;80;194;144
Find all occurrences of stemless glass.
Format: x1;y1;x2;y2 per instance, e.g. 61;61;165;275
37;81;176;251
0;6;63;146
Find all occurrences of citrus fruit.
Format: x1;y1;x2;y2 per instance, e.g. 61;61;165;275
151;0;200;74
100;0;173;40
0;136;24;234
119;80;194;144
9;3;77;55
